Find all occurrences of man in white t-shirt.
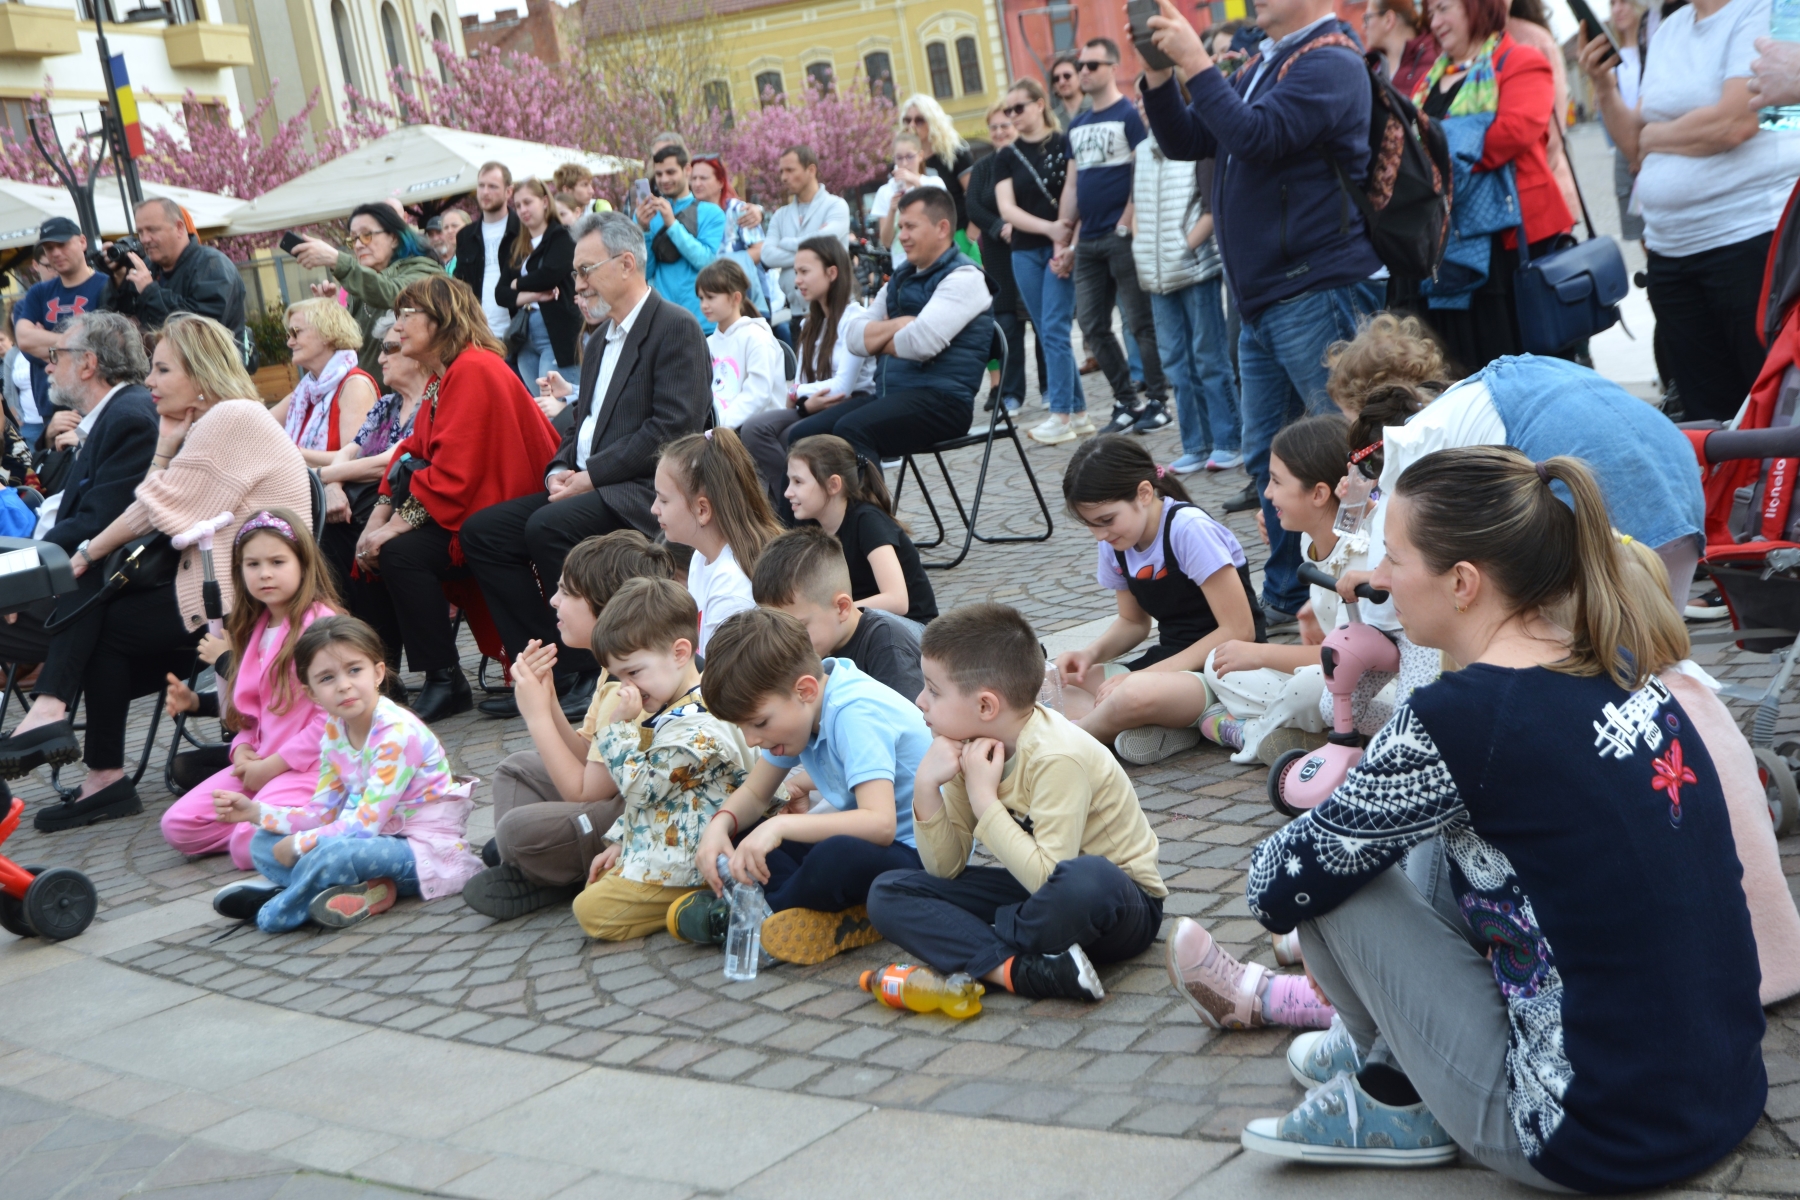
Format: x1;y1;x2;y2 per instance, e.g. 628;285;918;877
452;161;521;340
1582;0;1800;422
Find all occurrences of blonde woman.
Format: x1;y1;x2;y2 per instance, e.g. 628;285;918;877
268;296;379;468
900;93;975;230
4;313;313;830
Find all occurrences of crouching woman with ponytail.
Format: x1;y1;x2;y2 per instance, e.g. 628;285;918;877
1230;446;1764;1189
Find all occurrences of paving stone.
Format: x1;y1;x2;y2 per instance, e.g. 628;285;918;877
690;1047;767;1080
813;1026;899;1060
806;1065;896;1098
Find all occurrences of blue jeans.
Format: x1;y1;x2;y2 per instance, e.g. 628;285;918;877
250;829;420;933
19;421;41;452
1011;245;1084;415
1240;280;1384;614
1152;279;1240;459
515;309;578;392
1123;312;1145;386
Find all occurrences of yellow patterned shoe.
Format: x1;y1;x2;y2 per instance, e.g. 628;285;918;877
760;905;883;965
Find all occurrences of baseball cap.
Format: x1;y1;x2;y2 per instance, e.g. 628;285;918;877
38;217;81;244
425;215;444;232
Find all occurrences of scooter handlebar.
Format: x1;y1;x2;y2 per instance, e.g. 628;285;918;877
1296;561;1390;605
170;511;237;551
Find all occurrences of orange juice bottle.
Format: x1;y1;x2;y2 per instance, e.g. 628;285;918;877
858;963;984;1019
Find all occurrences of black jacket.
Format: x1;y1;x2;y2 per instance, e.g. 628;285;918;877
548;288;710;535
499;223;581;366
129;238;246;338
42;382;158;554
964;153;1017;306
453;212;521;324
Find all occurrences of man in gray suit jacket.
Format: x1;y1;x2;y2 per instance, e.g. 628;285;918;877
460;211;711;716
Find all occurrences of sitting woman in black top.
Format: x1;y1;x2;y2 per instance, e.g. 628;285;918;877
1214;445;1764;1189
783;433;937;626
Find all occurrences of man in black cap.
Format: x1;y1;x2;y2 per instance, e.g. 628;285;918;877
13;217;106;449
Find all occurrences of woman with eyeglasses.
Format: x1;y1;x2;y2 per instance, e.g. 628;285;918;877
994;78;1089;444
899;94;976;233
290;203;446;388
352;276;559;723
268;296;379;471
314;326;432;606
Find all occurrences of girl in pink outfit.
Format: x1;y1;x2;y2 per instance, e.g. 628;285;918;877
160;508;343;869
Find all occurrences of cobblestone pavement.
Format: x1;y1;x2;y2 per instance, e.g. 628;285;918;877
6;368;1800;1195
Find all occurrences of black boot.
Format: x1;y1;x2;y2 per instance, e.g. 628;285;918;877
410;668;472;724
1222;484;1260;514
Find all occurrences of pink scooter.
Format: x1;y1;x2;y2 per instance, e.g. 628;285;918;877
1267;562;1400;818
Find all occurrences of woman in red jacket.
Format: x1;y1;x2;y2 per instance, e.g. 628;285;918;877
355;275;560;722
1402;0;1573;373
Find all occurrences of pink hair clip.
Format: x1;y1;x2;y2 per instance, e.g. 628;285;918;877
1154;465;1167;479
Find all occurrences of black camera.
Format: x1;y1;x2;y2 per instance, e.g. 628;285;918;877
88;234;145;274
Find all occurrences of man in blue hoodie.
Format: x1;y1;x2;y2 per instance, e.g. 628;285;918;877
1140;0;1383;622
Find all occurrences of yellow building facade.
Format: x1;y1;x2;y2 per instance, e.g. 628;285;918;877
586;0;1011;142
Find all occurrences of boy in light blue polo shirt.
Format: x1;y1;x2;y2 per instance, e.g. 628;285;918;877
680;608;931;965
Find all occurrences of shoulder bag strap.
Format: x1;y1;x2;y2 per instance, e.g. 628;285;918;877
1547;118;1600;242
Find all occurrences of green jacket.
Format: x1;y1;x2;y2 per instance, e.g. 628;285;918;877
331;250;446;387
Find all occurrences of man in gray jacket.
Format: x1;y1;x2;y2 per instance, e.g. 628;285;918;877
758;145;851;330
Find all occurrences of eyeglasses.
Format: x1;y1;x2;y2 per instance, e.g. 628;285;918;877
574;252;626;280
1002;103;1030;117
1077;59;1115;71
379;342;404;354
348;231;387;247
395;307;424;321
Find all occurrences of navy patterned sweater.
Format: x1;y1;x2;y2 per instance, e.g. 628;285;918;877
1248;664;1765;1193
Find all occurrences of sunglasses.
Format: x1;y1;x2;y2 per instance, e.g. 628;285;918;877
1003;103;1030;117
1053;70;1075;81
379;342;404;354
905;113;929;125
1077;59;1114;71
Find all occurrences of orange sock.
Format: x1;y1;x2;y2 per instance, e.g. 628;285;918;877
998;956;1017;993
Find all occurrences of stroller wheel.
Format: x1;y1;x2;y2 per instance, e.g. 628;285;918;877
1267;748;1309;819
22;867;96;941
1754;747;1800;839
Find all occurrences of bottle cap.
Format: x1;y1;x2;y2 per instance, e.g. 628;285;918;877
858;970;874;992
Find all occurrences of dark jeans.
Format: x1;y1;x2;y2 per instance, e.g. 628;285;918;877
80;585;200;770
866;856;1164;978
1075;231;1167;406
788;388;974;463
740;405;802;516
460;488;640;671
372;522;470;673
1647;231;1772;423
319;519;360;601
763;835;922;913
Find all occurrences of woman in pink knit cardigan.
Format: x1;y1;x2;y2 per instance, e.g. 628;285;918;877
7;314;314;833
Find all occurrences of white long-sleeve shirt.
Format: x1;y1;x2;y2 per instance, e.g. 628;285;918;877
796;302;878;400
844;263;991;362
708;315;786;428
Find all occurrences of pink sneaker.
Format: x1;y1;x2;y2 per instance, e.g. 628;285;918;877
1272;929;1304;967
1165;916;1268;1029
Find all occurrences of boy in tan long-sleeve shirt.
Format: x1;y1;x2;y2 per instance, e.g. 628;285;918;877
866;603;1168;1003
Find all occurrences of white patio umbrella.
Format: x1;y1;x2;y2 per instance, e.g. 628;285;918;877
0;179;243;250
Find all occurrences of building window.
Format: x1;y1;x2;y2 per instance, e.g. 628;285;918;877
0;99;44;149
755;70;785;107
380;3;410;94
429;14;450;82
704;80;733;129
955;37;982;95
863;51;894;103
331;1;362;91
805;61;834;96
162;0;199;22
77;1;118;20
926;42;953;100
1050;0;1076;52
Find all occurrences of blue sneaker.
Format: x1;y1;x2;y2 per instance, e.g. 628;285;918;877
1242;1072;1460;1166
1288;1014;1363;1087
1169;452;1209;475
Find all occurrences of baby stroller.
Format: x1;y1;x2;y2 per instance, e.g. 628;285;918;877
1683;303;1800;836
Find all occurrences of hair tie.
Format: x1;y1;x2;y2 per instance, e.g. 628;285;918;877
704;428;713;441
1618;533;1634;546
1349;439;1383;466
1155;465;1167;479
236;511;295;545
1534;461;1552;485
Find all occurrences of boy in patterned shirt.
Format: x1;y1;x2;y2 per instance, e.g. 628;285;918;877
571;577;756;940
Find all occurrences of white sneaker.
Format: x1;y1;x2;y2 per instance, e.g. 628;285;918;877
1113;725;1202;765
1068;413;1097;436
1029;415;1076;445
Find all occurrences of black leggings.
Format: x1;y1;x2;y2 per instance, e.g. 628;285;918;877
80;585;201;770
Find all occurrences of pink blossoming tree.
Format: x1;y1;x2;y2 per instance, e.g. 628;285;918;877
727;75;896;204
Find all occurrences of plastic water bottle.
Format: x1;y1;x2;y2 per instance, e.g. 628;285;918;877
859;963;985;1019
1036;661;1064;713
1765;0;1800;129
719;854;768;982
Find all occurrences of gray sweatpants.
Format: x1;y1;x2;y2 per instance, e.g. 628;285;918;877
1297;840;1574;1192
490;750;619;888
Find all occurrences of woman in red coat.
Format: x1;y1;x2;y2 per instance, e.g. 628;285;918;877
355;274;560;722
1398;0;1573;373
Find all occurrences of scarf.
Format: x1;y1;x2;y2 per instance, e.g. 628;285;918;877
283;348;358;450
1417;32;1501;116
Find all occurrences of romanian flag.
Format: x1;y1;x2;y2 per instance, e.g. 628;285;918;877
110;54;144;159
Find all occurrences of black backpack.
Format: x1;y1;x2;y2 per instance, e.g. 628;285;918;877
1270;33;1452;280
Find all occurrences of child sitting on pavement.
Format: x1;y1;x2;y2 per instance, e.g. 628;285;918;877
210;616;482;932
865;604;1167;1002
681;607;931;965
570;578;755;941
751;526;924;702
462;532;675;920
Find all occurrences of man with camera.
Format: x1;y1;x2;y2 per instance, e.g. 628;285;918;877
108;197;246;342
13;218;108;449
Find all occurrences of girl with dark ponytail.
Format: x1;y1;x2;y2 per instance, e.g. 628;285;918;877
1054;434;1265;763
784;434;937;624
1231;444;1762;1187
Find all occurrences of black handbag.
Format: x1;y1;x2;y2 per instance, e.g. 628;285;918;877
1511;140;1628;356
386;451;428;508
42;531;181;632
503;306;531;356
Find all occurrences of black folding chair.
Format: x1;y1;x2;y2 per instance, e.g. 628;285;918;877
890;328;1054;570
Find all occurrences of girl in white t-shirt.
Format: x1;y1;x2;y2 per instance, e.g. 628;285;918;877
653;428;784;654
698;259;786;430
871;133;947;266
